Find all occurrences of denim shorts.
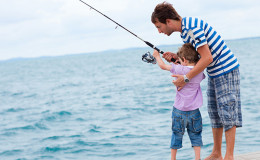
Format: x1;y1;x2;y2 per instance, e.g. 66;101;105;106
171;107;203;149
207;68;242;131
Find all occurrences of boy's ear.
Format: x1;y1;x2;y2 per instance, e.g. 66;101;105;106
183;57;188;63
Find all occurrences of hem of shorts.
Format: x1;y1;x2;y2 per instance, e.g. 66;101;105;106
170;146;182;149
211;124;242;131
211;125;223;128
192;144;203;147
224;124;242;131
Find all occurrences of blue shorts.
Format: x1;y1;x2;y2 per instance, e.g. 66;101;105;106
171;107;203;149
207;68;242;131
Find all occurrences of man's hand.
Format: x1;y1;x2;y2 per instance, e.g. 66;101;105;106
172;75;186;91
162;52;179;63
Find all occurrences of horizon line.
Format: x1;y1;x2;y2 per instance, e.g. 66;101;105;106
1;36;259;62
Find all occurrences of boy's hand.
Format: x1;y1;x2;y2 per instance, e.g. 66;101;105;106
153;50;160;58
163;52;178;63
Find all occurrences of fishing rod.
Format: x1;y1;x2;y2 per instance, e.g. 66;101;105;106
79;0;176;64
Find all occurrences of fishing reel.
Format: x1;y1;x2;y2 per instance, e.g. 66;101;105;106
142;51;156;64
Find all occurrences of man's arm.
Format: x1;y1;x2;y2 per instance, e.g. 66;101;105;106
172;44;213;89
187;44;213;79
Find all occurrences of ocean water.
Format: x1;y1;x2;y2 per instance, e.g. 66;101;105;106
0;37;260;160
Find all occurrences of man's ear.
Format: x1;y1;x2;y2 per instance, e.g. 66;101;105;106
166;19;171;25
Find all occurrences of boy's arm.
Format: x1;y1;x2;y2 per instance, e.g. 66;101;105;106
153;50;172;71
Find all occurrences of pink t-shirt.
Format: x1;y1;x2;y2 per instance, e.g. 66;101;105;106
170;64;205;111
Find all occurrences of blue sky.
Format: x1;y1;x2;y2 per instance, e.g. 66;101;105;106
0;0;260;60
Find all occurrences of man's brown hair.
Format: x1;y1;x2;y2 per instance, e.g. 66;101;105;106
151;1;181;24
177;44;200;64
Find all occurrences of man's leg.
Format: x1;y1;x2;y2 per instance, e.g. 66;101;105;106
205;127;223;160
224;126;236;160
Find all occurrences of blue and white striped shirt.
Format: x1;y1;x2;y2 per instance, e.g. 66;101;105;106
180;17;239;78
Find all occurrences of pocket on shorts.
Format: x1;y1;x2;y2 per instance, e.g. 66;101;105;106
217;93;236;120
192;116;202;132
172;117;184;134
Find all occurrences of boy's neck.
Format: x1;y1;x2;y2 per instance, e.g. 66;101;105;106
184;62;196;67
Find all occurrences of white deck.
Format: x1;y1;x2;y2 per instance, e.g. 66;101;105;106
234;151;260;160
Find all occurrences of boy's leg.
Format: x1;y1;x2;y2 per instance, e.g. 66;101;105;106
193;146;201;160
187;110;203;160
205;127;223;160
171;149;177;160
224;126;236;160
171;107;184;150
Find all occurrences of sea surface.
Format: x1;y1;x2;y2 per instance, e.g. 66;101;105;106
0;37;260;160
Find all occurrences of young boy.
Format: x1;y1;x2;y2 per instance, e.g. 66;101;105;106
153;43;205;160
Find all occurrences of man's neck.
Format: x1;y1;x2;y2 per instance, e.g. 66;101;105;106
179;18;183;33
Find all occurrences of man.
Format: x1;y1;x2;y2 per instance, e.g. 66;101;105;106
151;2;242;160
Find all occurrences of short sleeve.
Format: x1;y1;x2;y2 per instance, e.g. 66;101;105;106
170;64;177;74
188;28;207;50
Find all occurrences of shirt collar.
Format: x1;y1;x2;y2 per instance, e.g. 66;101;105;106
181;17;187;37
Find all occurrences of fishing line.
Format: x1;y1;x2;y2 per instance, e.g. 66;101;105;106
79;0;176;64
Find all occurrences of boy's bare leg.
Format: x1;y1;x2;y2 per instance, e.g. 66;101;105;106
193;146;201;160
205;128;223;160
171;149;177;160
224;126;236;160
